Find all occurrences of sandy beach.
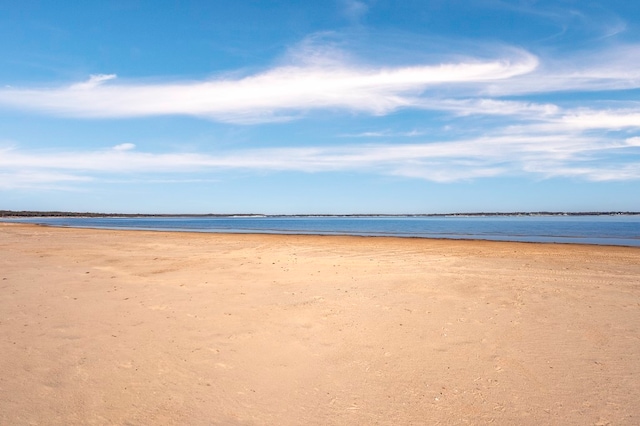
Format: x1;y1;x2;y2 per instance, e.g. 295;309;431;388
1;222;639;425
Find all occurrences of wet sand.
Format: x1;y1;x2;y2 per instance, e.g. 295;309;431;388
1;222;639;425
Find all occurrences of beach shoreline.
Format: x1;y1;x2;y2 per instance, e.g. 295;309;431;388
1;223;639;424
3;217;640;248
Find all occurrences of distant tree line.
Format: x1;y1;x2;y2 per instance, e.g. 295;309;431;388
1;210;639;218
0;211;256;218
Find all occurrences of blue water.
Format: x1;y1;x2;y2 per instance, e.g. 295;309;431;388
4;215;640;247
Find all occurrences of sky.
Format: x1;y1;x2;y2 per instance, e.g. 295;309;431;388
1;0;639;214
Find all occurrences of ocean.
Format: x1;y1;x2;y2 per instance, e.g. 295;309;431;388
4;215;640;247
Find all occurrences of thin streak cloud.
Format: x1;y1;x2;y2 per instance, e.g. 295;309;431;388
2;131;638;188
482;44;640;96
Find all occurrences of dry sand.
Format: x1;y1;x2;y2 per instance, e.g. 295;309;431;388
1;222;639;425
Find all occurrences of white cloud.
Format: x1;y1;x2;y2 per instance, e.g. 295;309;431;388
0;170;92;190
559;111;640;130
340;129;426;138
1;40;637;128
498;107;640;135
0;50;538;123
523;163;640;181
71;74;117;90
2;130;638;187
113;143;136;151
2;36;638;128
416;98;560;117
482;44;640;96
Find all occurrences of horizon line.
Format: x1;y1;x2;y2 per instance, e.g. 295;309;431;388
2;210;640;218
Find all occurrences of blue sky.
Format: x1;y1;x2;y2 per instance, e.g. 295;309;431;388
1;0;639;214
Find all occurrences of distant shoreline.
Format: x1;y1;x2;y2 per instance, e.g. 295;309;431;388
2;210;639;218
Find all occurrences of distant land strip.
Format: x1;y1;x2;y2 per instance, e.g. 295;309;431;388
2;210;639;218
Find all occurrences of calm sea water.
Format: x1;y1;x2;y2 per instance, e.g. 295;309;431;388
5;215;640;247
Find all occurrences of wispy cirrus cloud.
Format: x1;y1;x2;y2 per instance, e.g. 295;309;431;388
558;110;640;130
2;128;638;189
2;41;639;125
496;106;640;135
0;48;537;123
0;170;92;190
415;98;561;117
340;129;426;138
482;44;640;96
340;102;640;143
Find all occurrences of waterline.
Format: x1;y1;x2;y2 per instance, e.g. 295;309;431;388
4;215;640;247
